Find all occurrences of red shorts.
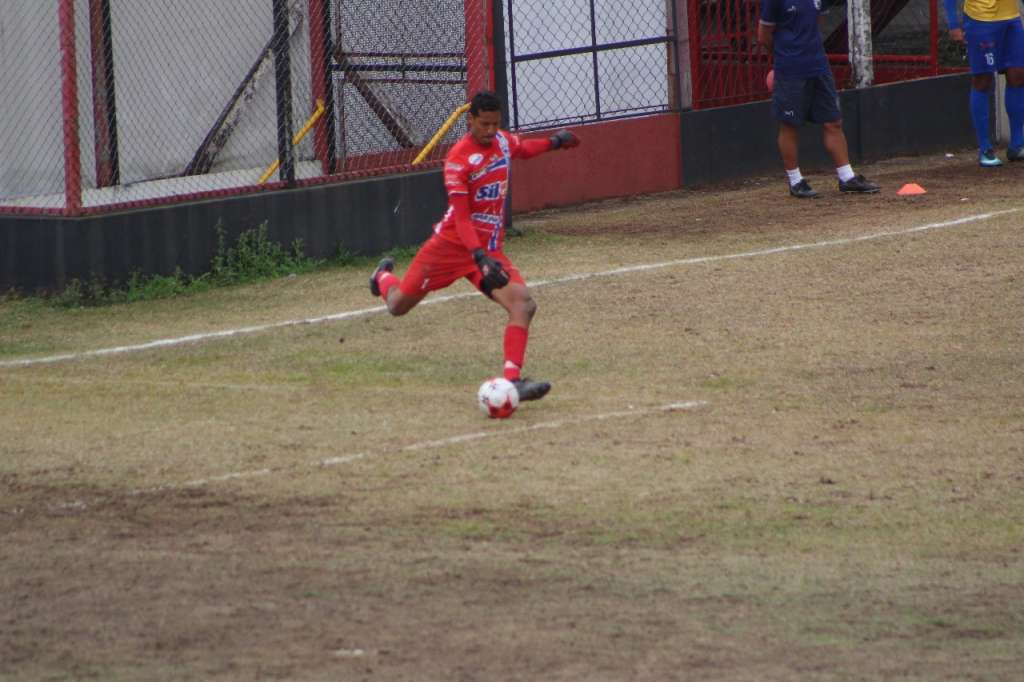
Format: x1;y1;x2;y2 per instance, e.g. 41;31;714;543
399;235;524;297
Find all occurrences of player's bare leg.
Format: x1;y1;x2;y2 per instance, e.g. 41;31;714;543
823;120;880;193
778;122;800;171
490;281;536;328
490;283;550;401
369;257;425;316
381;288;425;316
821;120;850;167
778;123;816;198
969;73;1003;166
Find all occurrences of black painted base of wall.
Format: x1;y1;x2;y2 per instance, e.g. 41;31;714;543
1;170;446;292
680;73;978;187
1;75;983;292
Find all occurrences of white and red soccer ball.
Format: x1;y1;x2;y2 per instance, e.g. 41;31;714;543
477;377;519;418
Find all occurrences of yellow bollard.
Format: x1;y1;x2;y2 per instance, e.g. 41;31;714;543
259;99;327;184
412;103;470;165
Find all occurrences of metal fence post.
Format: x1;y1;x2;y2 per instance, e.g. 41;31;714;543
848;0;874;88
492;0;510;127
995;73;1009;144
88;0;120;188
492;0;516;234
59;0;82;214
669;0;687;111
687;0;701;109
309;0;337;175
589;0;601;119
271;0;296;185
507;0;519;129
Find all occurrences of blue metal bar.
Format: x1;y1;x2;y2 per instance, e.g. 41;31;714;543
510;36;671;64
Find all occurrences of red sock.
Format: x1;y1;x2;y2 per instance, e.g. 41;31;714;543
376;272;399;301
503;324;529;380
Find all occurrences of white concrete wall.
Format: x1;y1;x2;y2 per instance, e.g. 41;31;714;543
0;0;314;205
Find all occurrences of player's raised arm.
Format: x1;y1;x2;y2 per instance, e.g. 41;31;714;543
512;129;580;159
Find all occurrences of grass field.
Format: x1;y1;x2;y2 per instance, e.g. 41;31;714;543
2;153;1023;680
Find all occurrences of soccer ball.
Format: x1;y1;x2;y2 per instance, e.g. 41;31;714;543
477;377;519;419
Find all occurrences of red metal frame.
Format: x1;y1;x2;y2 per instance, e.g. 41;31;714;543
58;0;82;215
688;0;958;110
464;0;493;97
0;151;451;218
309;0;332;175
88;0;117;188
688;0;702;108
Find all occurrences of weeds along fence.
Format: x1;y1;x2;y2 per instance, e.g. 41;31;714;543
1;0;959;217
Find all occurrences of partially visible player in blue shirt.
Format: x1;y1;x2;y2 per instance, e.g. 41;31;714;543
758;0;879;197
943;0;1024;165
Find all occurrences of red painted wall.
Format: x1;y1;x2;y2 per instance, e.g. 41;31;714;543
510;113;681;214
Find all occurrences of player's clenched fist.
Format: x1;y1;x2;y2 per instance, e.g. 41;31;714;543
473;249;510;290
549;129;580;150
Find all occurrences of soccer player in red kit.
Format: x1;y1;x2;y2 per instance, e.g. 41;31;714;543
368;91;580;402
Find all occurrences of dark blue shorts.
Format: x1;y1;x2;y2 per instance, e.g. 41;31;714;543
772;71;842;126
964;16;1024;74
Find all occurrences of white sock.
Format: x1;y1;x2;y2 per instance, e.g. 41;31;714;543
836;164;856;182
786;168;803;186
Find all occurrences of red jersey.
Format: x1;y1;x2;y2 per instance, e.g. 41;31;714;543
434;130;549;252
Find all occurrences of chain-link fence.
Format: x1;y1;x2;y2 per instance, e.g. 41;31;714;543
0;0;493;215
501;0;682;130
0;0;968;215
1;3;68;212
689;0;964;109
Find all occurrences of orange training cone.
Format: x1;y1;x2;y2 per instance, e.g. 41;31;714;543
897;183;927;196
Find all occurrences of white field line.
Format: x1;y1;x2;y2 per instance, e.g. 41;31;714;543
132;400;706;494
4;375;303;392
2;208;1018;370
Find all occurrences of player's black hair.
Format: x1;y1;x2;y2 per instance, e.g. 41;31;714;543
469;90;502;116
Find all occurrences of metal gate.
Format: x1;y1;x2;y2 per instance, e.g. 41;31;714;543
502;0;682;131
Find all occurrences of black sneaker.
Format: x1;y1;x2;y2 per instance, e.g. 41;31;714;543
789;179;818;198
838;174;880;193
368;257;395;297
511;378;551;401
1007;146;1024;162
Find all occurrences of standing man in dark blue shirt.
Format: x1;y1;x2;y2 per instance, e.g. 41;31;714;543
758;0;879;197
